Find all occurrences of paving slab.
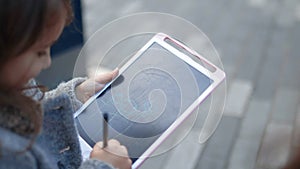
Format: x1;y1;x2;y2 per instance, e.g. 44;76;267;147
227;99;272;169
256;123;293;169
292;105;300;148
163;131;206;169
252;26;288;100
270;88;299;125
227;138;261;169
224;80;253;117
235;26;270;82
278;23;300;90
196;116;240;169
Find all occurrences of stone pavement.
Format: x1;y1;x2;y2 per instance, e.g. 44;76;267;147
40;0;300;168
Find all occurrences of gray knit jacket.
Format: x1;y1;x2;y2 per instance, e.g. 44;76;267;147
0;78;115;169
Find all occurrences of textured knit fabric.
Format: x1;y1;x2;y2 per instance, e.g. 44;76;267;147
0;105;35;137
0;78;115;169
43;78;87;112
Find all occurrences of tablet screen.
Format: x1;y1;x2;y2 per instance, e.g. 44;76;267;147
75;42;213;163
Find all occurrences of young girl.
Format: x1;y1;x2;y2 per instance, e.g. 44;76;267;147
0;0;131;169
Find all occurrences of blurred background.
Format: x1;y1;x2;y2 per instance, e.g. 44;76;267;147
37;0;300;168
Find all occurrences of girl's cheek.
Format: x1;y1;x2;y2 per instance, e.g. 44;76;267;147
22;67;40;83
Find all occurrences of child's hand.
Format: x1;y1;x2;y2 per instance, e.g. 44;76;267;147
75;68;119;103
90;139;132;169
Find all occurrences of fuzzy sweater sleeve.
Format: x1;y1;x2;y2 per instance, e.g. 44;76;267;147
44;77;87;112
25;78;86;112
80;159;115;169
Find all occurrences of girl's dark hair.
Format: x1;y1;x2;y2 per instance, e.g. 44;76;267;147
0;0;73;62
0;0;73;151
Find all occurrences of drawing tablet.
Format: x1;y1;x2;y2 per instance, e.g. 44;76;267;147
74;33;225;168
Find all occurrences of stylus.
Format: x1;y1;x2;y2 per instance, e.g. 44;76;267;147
102;113;109;148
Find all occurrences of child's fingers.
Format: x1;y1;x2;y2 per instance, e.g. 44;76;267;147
93;139;129;157
93;82;105;92
94;141;104;149
111;68;119;79
94;68;119;84
108;139;121;146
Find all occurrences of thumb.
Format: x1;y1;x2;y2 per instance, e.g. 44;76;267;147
94;68;119;84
